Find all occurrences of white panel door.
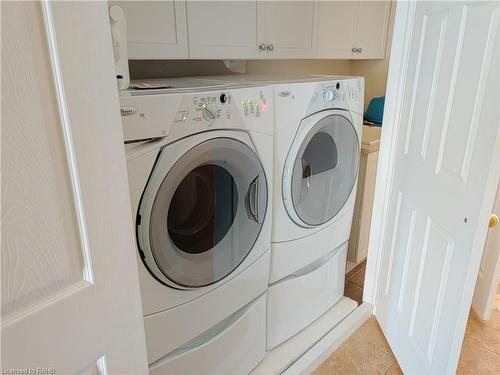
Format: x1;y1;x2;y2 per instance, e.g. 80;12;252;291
257;0;318;58
355;1;391;59
317;1;358;59
186;1;260;59
472;185;500;320
375;1;500;374
1;2;148;373
112;0;188;59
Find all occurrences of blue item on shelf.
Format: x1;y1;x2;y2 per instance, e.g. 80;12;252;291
364;96;385;126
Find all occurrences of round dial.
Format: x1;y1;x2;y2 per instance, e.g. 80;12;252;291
324;89;334;102
202;105;217;122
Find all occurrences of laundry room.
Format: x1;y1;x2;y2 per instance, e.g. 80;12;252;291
2;1;500;375
114;1;394;372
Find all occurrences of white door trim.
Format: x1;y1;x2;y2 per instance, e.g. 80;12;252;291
363;0;416;307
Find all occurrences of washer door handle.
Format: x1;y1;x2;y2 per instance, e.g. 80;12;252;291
246;175;260;223
302;163;312;189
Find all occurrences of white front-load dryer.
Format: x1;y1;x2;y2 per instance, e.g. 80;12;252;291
120;80;273;374
268;76;364;348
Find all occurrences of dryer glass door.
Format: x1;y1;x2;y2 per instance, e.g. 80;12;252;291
140;137;267;288
288;113;359;226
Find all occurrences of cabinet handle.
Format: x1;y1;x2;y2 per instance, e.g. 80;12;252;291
259;43;267;51
267;44;274;51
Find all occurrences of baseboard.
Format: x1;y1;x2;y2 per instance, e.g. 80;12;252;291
283;302;373;375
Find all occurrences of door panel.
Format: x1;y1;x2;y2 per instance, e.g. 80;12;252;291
257;0;317;58
187;1;259;59
317;1;357;59
376;1;500;374
113;0;188;59
1;2;147;372
355;1;391;59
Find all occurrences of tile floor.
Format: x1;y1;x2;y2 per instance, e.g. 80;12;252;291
456;285;500;374
315;279;500;374
312;317;402;375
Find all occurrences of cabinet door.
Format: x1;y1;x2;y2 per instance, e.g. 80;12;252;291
317;1;358;59
355;1;391;59
114;0;188;59
186;1;260;59
257;0;318;58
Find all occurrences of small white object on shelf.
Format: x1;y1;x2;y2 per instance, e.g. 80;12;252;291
109;5;129;90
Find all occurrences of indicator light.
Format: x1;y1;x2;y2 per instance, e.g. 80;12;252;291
260;99;269;112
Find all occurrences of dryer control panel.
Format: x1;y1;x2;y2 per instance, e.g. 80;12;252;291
272;77;364;130
119;86;273;142
311;78;364;114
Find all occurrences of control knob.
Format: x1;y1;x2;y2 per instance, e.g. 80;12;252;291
324;89;334;102
202;105;216;122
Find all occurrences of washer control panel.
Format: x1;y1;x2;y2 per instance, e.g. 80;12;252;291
174;88;270;126
119;86;273;142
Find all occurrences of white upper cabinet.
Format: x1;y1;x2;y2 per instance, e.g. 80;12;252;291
112;0;188;59
317;1;358;59
355;1;391;58
257;1;318;58
187;1;317;59
186;1;259;59
318;1;391;59
113;0;390;60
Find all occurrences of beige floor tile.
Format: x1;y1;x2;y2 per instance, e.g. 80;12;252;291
314;288;500;374
350;317;393;357
312;317;398;375
461;309;500;355
457;342;500;375
385;363;403;375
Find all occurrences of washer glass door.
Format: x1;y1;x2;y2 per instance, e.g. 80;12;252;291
287;112;359;226
139;137;267;288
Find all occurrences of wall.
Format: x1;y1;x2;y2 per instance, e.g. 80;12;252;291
129;60;232;79
129;59;353;79
245;59;352;76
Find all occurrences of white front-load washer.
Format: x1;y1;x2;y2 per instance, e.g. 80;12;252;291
119;78;273;374
198;75;364;348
